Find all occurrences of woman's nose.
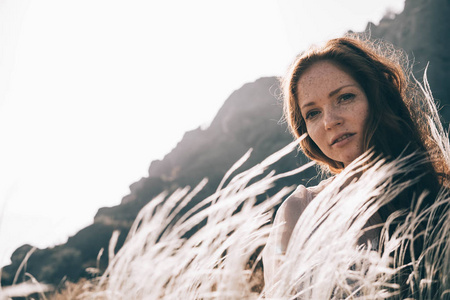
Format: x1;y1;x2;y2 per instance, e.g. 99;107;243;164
323;109;343;129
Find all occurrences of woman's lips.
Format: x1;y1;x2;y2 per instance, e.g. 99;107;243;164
331;133;355;146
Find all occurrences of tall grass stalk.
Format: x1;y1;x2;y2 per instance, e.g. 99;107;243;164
90;138;312;299
86;147;449;299
264;152;449;299
0;246;51;299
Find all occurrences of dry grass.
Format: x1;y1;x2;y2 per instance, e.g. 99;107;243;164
5;143;450;299
43;144;449;299
3;74;450;299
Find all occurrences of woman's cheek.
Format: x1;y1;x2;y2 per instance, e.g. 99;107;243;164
307;126;319;145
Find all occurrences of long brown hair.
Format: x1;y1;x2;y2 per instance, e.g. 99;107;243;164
282;36;444;179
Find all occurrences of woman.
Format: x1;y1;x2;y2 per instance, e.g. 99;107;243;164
262;36;449;298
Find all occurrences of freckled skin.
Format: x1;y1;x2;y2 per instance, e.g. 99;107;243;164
296;61;370;166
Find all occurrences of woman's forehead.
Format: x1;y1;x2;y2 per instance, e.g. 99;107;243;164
296;61;359;101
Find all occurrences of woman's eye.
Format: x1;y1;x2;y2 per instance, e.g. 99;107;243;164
305;110;320;120
338;93;355;102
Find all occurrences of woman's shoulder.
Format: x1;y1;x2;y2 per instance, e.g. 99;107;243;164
280;185;310;215
280;176;334;223
306;176;334;196
283;177;334;208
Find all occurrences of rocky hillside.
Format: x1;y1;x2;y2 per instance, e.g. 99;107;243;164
92;76;316;230
3;0;450;286
367;0;450;119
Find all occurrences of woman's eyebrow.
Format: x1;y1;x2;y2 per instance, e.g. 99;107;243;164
301;101;316;110
328;84;356;98
300;84;358;110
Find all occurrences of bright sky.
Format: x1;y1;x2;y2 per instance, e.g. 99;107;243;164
0;0;405;267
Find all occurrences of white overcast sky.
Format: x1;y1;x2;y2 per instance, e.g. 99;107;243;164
0;0;405;266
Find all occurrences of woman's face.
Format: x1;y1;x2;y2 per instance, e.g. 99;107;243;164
296;61;370;167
